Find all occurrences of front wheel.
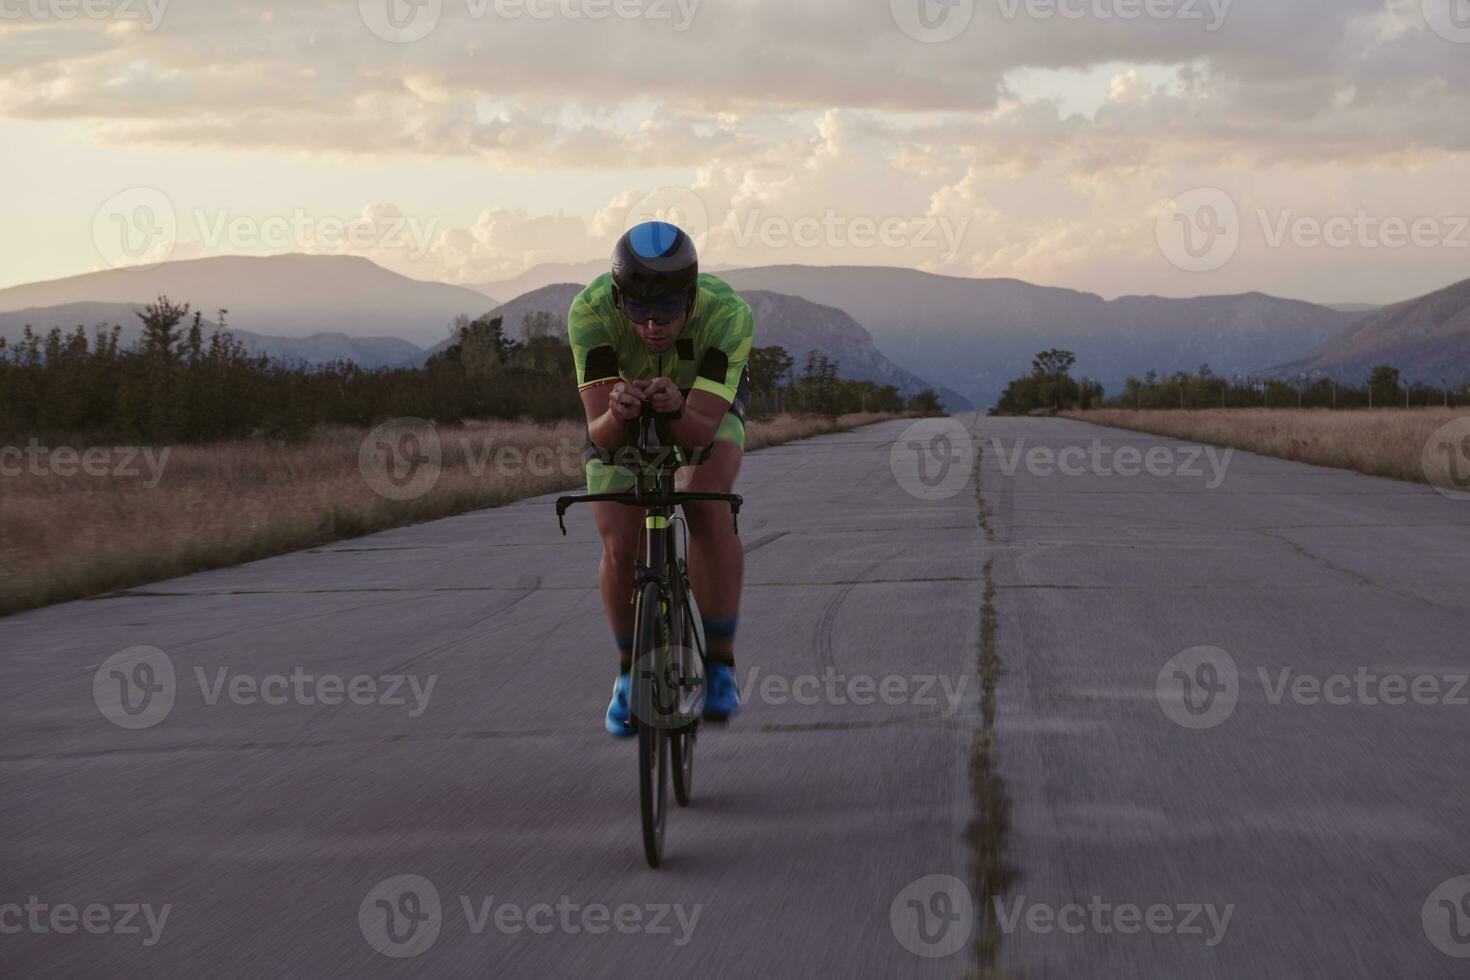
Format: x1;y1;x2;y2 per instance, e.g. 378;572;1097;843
632;581;669;867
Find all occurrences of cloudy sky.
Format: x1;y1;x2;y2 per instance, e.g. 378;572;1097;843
4;0;1469;302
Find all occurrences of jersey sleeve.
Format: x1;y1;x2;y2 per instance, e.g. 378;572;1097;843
567;287;621;390
692;294;754;405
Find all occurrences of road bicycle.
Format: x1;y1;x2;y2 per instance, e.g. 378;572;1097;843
556;403;742;867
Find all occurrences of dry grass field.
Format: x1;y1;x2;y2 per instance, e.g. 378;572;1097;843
1065;408;1467;487
0;412;901;616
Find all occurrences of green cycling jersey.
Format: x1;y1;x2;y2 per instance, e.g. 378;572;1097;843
568;272;754;408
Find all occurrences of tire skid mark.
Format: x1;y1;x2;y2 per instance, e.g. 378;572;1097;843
387;576;543;674
812;548;903;670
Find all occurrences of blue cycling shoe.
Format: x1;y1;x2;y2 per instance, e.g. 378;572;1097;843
605;672;635;738
703;662;741;721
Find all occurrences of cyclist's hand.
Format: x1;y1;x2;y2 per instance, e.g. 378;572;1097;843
607;381;644;421
645;377;684;416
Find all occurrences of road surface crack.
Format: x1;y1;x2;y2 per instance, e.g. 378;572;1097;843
971;435;1016;979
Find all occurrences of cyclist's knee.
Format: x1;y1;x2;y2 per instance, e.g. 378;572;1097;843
592;503;641;567
600;525;640;566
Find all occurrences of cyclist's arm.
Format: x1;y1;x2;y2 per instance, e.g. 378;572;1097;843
580;382;638;453
668;388;727;449
668;293;754;448
569;290;636;453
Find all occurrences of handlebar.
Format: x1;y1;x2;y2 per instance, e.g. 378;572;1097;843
558;389;740;534
556;491;742;536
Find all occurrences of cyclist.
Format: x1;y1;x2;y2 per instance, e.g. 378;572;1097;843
568;220;752;737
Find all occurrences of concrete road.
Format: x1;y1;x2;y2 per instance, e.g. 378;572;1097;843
3;415;1468;978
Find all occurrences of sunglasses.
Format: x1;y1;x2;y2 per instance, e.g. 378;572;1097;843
622;294;686;326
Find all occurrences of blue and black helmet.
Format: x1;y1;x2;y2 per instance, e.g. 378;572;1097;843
611;220;699;315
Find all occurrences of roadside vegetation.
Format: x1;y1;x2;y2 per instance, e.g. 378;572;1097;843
989;346;1467;487
0;295;940;444
0;296;940;616
1060;408;1462;487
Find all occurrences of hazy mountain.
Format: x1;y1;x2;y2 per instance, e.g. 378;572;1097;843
429;282;971;409
466;261;609;300
470;260;738;303
1272;278;1470;384
0;302;429;369
719;265;1361;408
1323;303;1382;315
0;255;493;348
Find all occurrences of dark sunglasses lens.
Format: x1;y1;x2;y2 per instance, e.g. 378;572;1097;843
625;297;683;324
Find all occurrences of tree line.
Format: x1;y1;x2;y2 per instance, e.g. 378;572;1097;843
1113;364;1465;410
0;296;935;443
990;350;1466;415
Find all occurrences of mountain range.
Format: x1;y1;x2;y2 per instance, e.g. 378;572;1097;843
716;266;1367;407
4;254;1466;408
0;255;494;348
437;283;973;409
1272;277;1470;384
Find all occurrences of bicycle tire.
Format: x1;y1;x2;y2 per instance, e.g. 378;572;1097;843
633;579;669;867
670;653;697;807
668;561;697;805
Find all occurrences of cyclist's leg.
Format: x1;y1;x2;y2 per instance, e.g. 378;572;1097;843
677;413;744;668
586;451;642;671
